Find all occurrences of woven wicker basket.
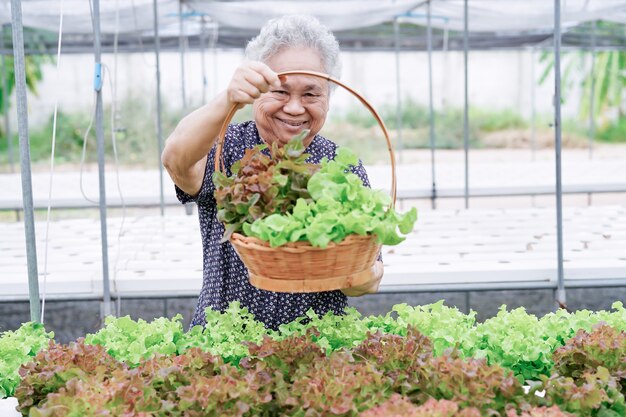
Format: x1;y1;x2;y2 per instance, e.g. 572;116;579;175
214;70;397;293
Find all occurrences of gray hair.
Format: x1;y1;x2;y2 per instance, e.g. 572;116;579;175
245;15;342;80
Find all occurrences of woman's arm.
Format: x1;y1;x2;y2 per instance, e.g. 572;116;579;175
161;61;280;197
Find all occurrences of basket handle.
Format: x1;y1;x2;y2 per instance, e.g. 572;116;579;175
214;70;397;206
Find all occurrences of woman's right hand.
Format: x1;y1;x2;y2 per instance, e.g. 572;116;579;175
162;62;281;198
226;61;282;108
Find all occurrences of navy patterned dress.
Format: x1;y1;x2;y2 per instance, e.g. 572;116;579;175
176;121;372;330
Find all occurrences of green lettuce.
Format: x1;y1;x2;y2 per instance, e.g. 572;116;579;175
245;146;417;248
0;322;54;398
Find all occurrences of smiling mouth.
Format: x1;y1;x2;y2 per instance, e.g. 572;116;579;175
277;118;308;128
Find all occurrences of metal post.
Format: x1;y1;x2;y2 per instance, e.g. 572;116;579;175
530;46;536;161
442;25;449;108
179;1;187;110
588;20;596;159
212;25;218;98
463;0;469;209
153;0;164;216
10;0;40;322
200;17;207;105
393;17;403;163
1;24;14;174
553;0;566;307
93;0;112;317
427;1;437;209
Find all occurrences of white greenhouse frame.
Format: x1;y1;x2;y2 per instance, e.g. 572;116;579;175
3;0;626;323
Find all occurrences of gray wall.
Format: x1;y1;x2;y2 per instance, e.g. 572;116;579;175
1;287;624;344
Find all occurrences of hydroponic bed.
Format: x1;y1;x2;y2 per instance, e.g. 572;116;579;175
1;301;625;416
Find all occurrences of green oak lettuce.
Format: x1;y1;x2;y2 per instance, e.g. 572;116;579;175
0;322;53;398
243;146;417;248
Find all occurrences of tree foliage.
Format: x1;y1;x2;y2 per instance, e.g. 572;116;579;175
539;22;625;129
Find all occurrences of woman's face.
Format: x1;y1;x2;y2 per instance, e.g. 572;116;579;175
254;47;329;147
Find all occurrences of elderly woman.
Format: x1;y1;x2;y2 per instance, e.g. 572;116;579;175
162;14;383;329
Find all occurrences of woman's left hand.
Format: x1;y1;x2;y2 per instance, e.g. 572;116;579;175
341;261;383;297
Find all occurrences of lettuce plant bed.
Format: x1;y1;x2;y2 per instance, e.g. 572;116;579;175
1;301;625;416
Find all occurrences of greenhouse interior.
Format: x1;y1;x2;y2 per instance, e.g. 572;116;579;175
1;0;626;415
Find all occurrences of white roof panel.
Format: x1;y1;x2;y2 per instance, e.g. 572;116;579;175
186;0;424;31
0;0;622;47
400;0;626;32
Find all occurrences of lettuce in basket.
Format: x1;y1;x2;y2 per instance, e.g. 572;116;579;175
213;130;318;242
243;146;417;248
214;132;417;248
